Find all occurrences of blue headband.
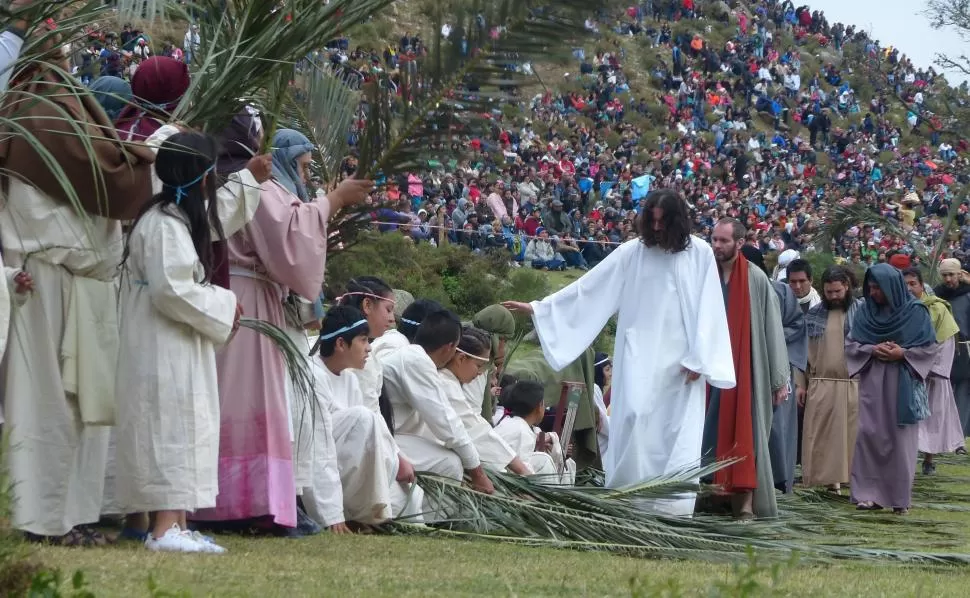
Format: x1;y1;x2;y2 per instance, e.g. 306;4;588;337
164;164;215;205
319;319;367;341
400;318;420;326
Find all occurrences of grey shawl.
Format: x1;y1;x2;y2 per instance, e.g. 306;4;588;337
805;297;861;339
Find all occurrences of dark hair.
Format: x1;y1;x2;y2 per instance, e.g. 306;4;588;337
498;373;519;391
740;244;767;274
594;352;611;388
399;299;443;342
716;217;746;241
413;308;462;352
787;258;813;280
499;380;546;420
902;267;924;285
821;265;852;286
339;276;393;313
458;326;491;357
124;132;224;282
636;188;691;253
317;305;370;358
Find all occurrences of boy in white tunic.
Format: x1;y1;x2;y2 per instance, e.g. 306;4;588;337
382;307;495;494
504;189;735;516
304;305;423;529
115;133;241;553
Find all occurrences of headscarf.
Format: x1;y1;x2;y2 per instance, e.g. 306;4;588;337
472;304;516;337
89;76;131;121
774;249;800;281
114;57;190;141
392;289;415;320
772;281;808;371
216;107;262;176
740;244;766;274
940;258;963;275
921;294;961;343
850;263;935;426
271;128;314;202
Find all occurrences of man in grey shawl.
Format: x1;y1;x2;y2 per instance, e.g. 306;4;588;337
934;258;970;445
769;281;807;494
848;264;938;515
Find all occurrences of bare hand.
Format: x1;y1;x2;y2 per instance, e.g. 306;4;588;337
796;386;806;407
246;154;273;183
13;271;33;294
396;455;416;484
329;177;375;211
501;300;533;315
535;432;552;453
232;302;243;332
328;522;353;535
467;467;495;495
773;387;788;406
682;367;700;384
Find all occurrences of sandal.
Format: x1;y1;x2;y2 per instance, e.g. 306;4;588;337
25;526;111;547
856;502;884;511
893;507;910;516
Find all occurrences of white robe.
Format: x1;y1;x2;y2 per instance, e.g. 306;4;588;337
382;344;480;479
302;359;423;525
0;180;119;535
530;237;735;516
593;384;610;459
494;416;575;485
352;328;410;415
440;369;518;471
114;206;237;512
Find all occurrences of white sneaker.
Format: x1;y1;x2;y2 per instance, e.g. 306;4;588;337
189;530;227;554
145;524;204;553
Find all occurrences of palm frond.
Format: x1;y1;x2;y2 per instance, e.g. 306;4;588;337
237;316;314;415
812;202;930;262
394;467;970;566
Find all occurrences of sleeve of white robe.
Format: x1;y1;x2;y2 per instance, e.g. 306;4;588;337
402;352;481;469
0;31;24;94
676;237;737;389
447;373;516;467
144;125;261;236
306;363;346;526
142;214;238;344
530;239;632;371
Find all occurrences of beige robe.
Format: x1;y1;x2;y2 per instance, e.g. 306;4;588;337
798;310;859;487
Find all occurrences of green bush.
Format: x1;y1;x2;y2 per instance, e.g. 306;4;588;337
326;232;551;318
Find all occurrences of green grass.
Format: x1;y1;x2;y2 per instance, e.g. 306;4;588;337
24;458;970;596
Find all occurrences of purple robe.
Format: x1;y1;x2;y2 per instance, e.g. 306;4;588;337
846;340;939;509
918;338;967;454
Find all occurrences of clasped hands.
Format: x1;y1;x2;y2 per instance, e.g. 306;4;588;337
873;341;904;362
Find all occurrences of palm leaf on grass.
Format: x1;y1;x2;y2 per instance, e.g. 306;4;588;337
396;469;970;566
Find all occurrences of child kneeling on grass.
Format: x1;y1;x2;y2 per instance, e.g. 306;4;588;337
115;132;241;554
494;380;576;486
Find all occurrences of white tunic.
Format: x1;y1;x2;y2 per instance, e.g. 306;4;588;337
440;369;517;471
530;237;735;515
115;206;237;512
593;384;610;459
494;416;575;485
0;180;120;535
351;328;411;414
303;359;423;526
382;344;481;470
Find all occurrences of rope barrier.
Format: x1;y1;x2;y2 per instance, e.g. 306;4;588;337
367;219;631;246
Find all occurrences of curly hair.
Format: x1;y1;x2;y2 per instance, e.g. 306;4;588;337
636;188;692;253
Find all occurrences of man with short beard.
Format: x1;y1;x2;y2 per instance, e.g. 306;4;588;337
935;258;970;443
705;218;789;520
797;266;861;493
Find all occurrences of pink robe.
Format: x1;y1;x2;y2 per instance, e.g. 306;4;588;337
192;181;329;527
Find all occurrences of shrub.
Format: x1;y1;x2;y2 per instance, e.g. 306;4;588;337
326;232;552;317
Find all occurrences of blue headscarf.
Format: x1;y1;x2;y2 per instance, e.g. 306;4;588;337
271;128;314;202
90;76;132;121
850;263;936;426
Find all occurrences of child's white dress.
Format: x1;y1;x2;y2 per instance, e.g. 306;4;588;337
494;415;576;485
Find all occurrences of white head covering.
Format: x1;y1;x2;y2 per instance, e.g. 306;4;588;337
776;249;801;282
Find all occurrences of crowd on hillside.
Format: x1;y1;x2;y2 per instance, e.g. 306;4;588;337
316;0;970;274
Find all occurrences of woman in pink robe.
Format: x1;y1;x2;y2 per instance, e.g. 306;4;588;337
192;129;328;530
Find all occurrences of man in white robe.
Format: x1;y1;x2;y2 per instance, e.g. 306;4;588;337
504;189;735;516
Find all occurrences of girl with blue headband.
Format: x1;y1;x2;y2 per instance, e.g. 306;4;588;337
299;306;423;532
115;132;241;554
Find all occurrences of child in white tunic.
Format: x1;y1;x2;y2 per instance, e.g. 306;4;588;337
303;305;424;531
494;380;576;486
340;277;397;415
115;132;240;554
593;353;612;460
441;327;532;475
